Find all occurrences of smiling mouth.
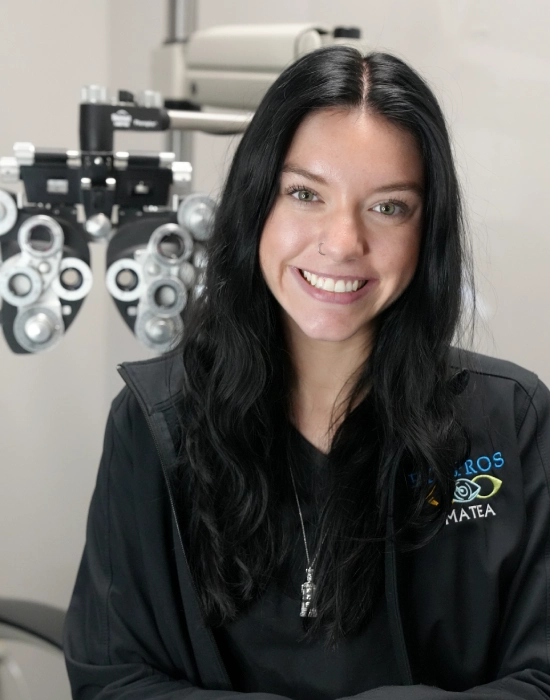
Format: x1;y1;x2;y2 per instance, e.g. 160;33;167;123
299;268;368;293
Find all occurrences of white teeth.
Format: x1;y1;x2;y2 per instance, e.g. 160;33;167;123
300;269;365;293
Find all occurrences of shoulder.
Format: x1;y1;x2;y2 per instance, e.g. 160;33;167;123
116;348;184;415
110;350;185;471
450;347;539;397
448;350;549;480
449;348;547;430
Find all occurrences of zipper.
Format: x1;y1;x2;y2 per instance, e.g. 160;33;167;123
117;364;232;689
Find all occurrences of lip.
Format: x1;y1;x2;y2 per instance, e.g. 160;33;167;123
290;266;377;305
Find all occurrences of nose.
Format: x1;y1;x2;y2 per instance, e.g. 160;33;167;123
319;207;368;262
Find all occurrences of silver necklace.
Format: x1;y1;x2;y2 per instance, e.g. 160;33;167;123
288;464;328;618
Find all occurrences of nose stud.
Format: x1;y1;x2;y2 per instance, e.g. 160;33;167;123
318;242;326;255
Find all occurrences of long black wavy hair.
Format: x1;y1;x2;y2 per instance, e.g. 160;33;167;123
176;46;472;648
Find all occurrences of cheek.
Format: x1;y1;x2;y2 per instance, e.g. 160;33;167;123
258;217;285;293
258;219;278;284
376;229;421;284
259;207;310;276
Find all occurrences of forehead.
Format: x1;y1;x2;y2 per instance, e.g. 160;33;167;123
283;108;423;188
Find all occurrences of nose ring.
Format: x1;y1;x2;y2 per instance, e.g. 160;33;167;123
318;242;326;255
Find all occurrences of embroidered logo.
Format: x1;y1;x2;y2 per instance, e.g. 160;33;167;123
445;451;505;526
446;502;497;524
453;475;502;504
408;451;505;526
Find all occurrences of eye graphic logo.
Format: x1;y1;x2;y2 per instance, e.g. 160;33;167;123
453;476;502;504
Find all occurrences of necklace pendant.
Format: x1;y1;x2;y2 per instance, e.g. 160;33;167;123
300;567;318;617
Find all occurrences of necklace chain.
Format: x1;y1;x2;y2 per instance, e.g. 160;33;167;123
288;463;327;617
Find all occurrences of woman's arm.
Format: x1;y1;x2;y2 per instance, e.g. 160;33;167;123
63;395;292;700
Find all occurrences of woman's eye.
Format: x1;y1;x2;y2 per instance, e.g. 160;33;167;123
372;201;405;216
290;188;317;202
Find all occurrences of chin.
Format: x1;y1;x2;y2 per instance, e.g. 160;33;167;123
293;317;370;344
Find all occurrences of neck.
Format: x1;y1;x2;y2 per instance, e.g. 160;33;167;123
285;318;372;452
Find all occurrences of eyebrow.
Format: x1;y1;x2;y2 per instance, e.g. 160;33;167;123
281;164;424;197
281;165;329;185
372;182;424;196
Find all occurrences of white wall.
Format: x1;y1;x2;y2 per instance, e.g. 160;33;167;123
0;1;549;699
0;3;110;699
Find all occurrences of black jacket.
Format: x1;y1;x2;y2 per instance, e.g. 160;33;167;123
63;349;550;699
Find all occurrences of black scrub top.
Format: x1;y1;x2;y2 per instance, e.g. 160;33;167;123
213;427;401;700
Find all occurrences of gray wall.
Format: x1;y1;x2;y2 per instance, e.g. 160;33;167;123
0;1;549;698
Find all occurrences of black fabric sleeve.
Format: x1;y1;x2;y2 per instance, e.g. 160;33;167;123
63;395;292;700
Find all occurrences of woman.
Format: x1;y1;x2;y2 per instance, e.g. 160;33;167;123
63;47;550;699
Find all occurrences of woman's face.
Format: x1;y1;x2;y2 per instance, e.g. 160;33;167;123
259;108;424;348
